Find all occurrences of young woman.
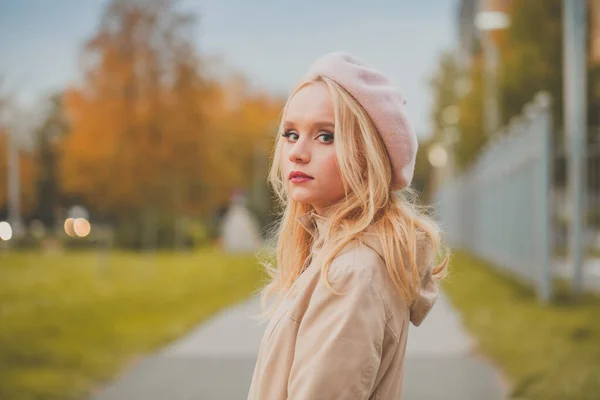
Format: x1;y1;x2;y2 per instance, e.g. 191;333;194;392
247;51;450;399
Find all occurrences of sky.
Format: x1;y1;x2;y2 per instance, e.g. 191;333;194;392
0;0;458;141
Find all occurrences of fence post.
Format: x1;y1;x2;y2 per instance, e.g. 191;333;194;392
563;0;587;295
537;91;553;303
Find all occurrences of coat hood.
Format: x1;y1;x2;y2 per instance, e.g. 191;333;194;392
296;210;439;326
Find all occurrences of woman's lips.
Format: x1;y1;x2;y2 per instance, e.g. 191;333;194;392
289;170;314;183
290;176;313;183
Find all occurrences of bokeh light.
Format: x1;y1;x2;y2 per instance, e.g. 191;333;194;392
0;221;13;241
428;143;448;168
74;218;91;238
475;11;510;31
64;218;76;237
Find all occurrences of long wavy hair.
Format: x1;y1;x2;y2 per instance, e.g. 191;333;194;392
251;75;451;323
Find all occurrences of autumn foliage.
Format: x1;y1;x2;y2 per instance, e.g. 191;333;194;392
0;0;284;247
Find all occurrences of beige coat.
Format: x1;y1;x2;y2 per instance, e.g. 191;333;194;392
247;210;439;399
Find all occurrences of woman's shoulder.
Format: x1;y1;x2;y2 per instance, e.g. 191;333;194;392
324;237;405;328
350;229;413;310
326;232;387;283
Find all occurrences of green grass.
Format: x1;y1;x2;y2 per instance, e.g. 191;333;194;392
442;250;600;400
0;248;266;400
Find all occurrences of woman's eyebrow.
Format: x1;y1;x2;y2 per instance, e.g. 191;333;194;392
283;121;335;129
316;121;335;129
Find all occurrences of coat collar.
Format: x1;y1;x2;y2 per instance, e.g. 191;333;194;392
296;210;384;258
296;210;330;239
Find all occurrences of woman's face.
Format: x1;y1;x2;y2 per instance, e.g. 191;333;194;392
279;81;346;215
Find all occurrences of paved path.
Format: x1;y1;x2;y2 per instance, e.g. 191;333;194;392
90;291;509;400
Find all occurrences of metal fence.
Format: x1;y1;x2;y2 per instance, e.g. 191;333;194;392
552;131;600;290
433;92;553;302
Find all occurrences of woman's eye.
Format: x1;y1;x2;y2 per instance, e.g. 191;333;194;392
282;131;299;141
317;132;334;143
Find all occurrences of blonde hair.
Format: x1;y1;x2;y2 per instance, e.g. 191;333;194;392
251;76;451;322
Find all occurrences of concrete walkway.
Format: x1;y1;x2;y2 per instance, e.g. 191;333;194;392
90;291;509;400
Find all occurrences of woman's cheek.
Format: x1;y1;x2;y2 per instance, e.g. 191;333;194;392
323;154;342;186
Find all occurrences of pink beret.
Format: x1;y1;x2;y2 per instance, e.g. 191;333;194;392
301;51;418;190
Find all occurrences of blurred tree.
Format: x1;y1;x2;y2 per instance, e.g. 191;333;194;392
0;127;7;215
498;0;563;138
0;77;11;215
425;51;460;197
497;0;600;192
60;0;213;248
60;0;283;248
499;0;600;141
196;73;283;220
429;50;487;172
0;79;36;221
0;82;7;213
454;57;487;171
33;93;69;229
429;51;462;138
430;0;600;175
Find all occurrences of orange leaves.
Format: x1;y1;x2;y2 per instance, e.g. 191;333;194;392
59;0;284;219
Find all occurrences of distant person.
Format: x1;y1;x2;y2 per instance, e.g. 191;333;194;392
248;51;450;399
220;190;262;252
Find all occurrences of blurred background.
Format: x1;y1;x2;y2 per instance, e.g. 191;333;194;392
1;0;599;399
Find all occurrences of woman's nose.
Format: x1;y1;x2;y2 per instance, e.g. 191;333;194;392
288;141;310;163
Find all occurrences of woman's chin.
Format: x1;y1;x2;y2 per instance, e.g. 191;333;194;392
289;189;316;204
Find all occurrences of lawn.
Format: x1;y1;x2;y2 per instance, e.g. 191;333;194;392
0;248;266;400
442;250;600;400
